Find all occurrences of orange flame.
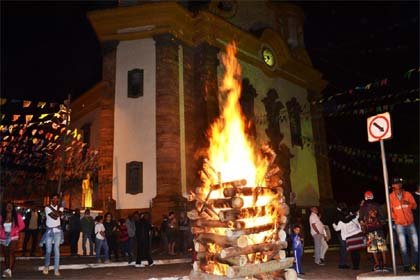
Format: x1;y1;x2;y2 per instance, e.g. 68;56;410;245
200;41;281;276
204;42;268;189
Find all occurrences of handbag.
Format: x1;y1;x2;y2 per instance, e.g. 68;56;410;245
346;219;362;237
346;232;366;251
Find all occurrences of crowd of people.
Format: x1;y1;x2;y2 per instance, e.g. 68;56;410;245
0;178;418;278
289;177;419;276
0;193;193;278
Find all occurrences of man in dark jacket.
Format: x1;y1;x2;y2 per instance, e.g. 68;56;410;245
69;209;81;256
80;209;95;256
135;213;153;267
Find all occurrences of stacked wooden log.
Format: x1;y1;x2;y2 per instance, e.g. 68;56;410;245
188;176;294;279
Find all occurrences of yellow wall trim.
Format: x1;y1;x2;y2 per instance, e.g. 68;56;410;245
88;2;326;93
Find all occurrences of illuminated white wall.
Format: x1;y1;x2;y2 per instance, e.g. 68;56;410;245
113;38;156;209
218;59;320;206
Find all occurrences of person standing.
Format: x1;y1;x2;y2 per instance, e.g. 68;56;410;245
1;201;25;278
333;202;352;269
291;225;304;275
118;219;129;260
94;216;110;263
167;212;177;256
80;209;95;256
309;206;328;265
160;215;169;254
43;193;64;276
178;211;191;254
414;184;420;260
104;212;119;261
135;213;153;267
126;213;137;264
389;177;418;272
69;208;81;257
22;208;41;257
333;208;363;270
359;190;389;271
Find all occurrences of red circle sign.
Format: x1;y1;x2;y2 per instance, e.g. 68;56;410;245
368;115;390;139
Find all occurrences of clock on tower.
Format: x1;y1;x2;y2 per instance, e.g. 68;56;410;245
262;47;275;67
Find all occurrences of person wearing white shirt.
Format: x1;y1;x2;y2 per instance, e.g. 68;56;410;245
309;206;328;265
42;194;64;277
94;216;110;263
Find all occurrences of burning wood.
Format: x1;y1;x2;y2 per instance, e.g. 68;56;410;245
189;42;294;279
195;219;245;229
218;206;275;222
220;241;287;259
226;258;294;279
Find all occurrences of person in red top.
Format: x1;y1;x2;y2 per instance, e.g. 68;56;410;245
0;201;25;278
118;219;129;260
389;177;418;272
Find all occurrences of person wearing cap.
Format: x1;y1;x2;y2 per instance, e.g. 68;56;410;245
359;190;389;271
389;177;418;272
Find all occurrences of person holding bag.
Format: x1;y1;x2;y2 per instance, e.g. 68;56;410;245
333;209;364;270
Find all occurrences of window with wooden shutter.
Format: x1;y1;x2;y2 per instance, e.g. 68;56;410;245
127;69;144;98
126;161;143;194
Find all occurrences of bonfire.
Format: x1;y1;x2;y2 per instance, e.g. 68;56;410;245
188;42;295;279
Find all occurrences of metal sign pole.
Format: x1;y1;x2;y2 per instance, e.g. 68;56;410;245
379;140;397;275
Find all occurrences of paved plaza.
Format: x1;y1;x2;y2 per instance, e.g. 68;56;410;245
8;250;418;280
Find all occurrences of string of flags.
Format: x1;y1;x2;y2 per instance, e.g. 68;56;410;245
0;98;62;109
328;144;417;165
252;87;419;125
331;160;417;183
311;67;420;105
1;97;98;182
331;160;383;181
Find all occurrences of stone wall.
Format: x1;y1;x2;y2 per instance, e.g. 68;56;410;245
97;41;118;210
152;34;182;222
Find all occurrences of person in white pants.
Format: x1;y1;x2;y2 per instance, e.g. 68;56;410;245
309;207;328;265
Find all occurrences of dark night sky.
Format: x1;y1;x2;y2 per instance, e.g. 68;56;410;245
2;1;419;206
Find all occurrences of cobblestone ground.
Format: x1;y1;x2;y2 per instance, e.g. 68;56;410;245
8;251;414;280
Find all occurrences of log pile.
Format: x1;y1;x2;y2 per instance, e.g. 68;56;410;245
188;164;294;279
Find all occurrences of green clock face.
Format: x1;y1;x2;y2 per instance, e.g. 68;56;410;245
262;48;275;67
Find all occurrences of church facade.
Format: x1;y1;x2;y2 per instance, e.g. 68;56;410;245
71;1;333;222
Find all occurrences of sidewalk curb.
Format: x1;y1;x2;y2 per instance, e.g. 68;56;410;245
37;258;192;271
357;271;419;280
